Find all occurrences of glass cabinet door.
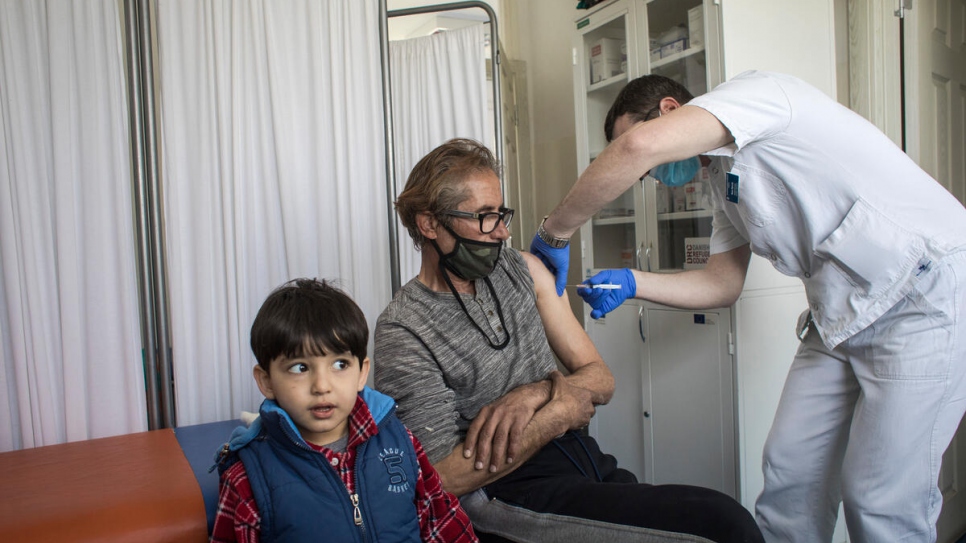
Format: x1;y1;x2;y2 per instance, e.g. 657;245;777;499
575;3;642;273
643;0;717;272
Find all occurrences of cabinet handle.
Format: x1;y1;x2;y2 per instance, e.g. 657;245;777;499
643;411;650;418
638;306;645;343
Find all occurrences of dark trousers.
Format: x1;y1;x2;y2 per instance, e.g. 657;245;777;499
478;432;764;543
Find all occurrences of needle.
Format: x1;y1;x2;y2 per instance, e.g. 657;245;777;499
567;284;622;290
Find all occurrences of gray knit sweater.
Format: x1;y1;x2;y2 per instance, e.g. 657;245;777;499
374;248;557;463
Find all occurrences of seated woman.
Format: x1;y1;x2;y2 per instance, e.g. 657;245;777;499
374;138;764;543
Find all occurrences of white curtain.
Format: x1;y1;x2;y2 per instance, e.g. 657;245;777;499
389;24;491;281
0;0;147;451
156;0;390;425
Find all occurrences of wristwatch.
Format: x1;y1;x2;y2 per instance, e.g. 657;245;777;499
537;217;570;248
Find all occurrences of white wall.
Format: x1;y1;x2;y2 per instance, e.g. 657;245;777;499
503;0;587;320
719;0;837;97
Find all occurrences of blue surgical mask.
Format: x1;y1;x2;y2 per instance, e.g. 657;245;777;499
651;156;700;187
647;108;700;187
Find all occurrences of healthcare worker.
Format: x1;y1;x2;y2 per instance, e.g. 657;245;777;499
529;70;966;542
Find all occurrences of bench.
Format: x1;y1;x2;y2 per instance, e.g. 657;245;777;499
0;419;238;542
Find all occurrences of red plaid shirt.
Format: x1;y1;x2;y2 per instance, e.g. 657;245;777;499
210;396;477;543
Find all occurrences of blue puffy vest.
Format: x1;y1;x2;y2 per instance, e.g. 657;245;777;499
218;388;421;542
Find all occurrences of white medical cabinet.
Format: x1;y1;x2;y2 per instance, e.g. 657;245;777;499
572;0;836;520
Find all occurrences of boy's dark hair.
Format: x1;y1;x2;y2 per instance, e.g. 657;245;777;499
604;75;694;142
250;278;368;371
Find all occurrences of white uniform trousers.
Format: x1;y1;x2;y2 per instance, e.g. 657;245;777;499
756;250;966;543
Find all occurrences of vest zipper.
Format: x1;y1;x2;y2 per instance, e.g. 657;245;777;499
352;442;371;542
350;493;363;526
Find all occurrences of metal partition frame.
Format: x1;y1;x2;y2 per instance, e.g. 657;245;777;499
123;0;175;430
123;1;502;424
380;1;503;294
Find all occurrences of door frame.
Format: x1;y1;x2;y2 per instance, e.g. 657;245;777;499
847;2;966;541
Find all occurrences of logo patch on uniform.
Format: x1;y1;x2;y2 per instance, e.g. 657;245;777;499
380;447;411;493
726;172;739;203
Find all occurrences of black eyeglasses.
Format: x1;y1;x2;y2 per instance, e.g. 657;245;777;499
442;207;514;234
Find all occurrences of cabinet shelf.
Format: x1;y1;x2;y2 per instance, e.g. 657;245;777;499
588;72;628;92
594;215;635;226
650;44;704;69
658;209;713;221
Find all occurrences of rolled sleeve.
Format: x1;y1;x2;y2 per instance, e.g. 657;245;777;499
689;70;792;156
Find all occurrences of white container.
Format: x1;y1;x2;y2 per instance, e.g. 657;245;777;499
590;38;624;83
688;6;704;49
660;38;687;59
657;25;688;46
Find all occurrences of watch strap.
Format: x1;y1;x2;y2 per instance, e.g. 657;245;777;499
537;217;569;249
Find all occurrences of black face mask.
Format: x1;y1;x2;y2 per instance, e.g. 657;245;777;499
434;224;503;280
430;225;509;350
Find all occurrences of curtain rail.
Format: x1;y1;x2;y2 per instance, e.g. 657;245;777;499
381;1;504;295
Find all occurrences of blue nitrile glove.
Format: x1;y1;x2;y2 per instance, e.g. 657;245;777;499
530;233;570;296
577;269;636;319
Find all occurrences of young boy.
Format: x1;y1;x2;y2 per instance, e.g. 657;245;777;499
210;278;477;543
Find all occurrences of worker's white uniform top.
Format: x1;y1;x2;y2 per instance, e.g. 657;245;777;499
688;70;966;349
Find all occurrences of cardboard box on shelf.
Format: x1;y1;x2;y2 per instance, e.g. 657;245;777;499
685;167;713;210
671;185;687;212
659;38;687;59
590;38;624;83
649;37;661;64
688;6;704;49
684;182;704;211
